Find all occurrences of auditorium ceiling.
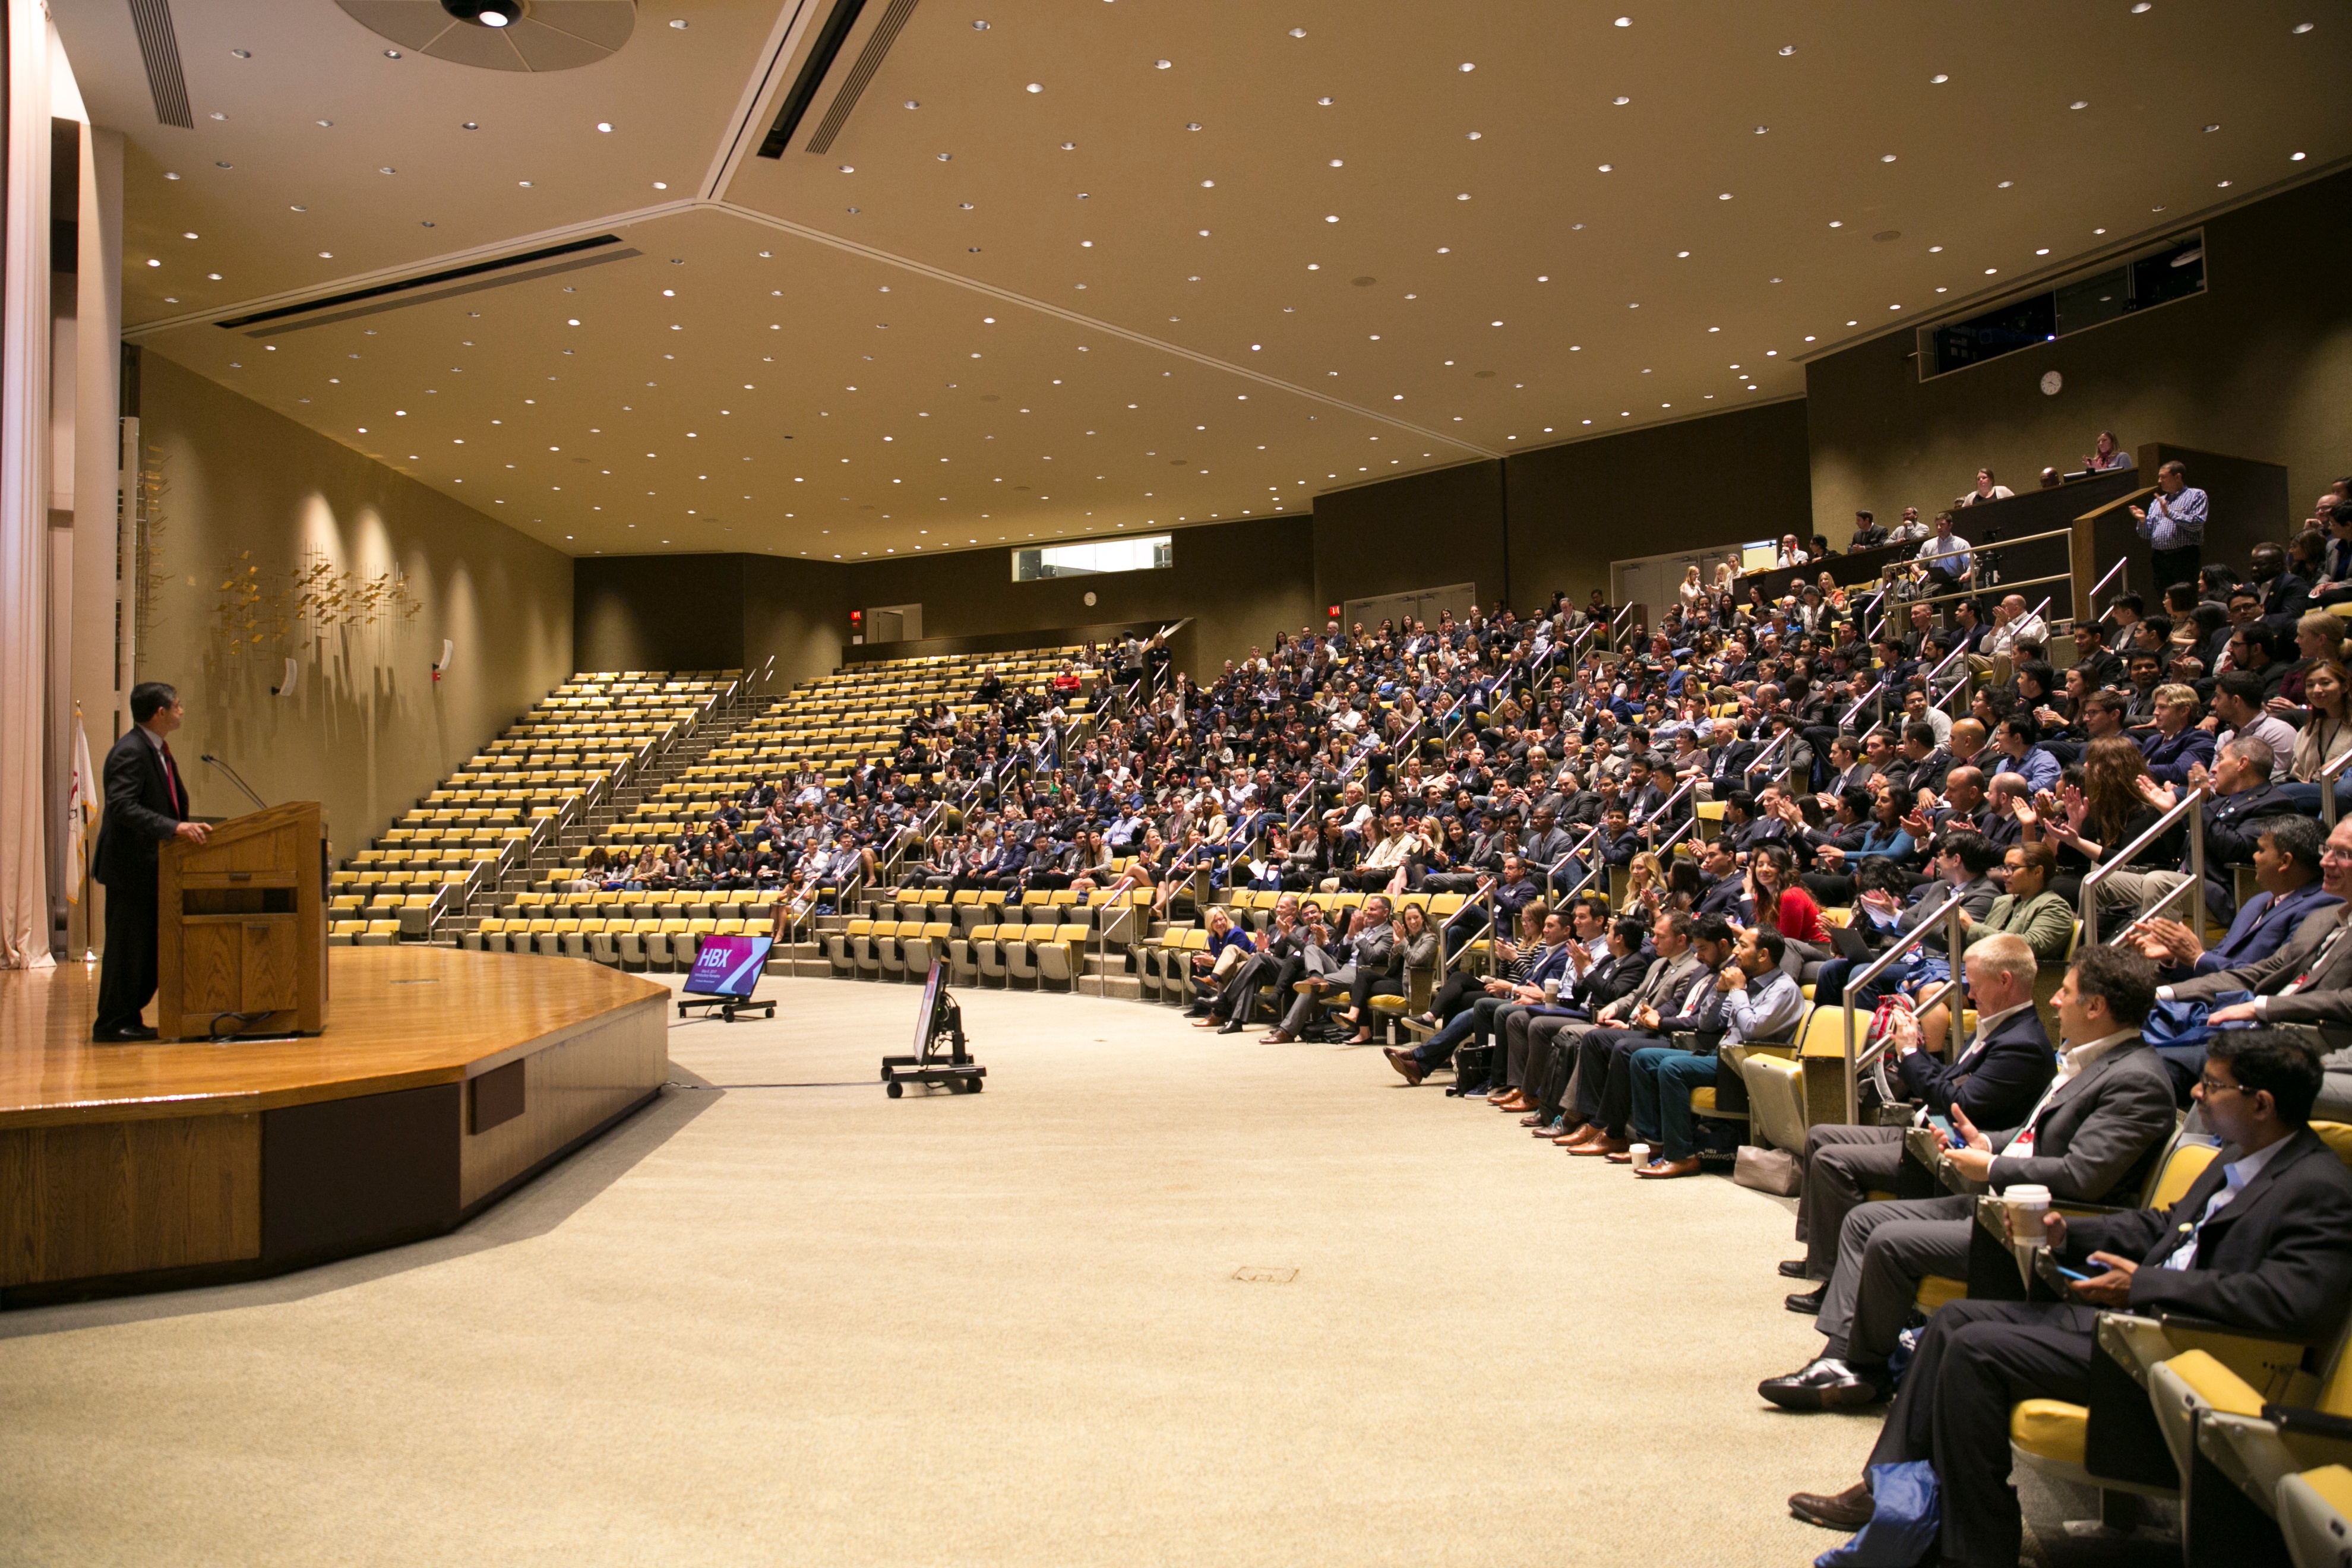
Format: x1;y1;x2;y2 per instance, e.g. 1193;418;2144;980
57;0;2352;562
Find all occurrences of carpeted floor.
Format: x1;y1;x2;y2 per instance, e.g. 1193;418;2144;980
0;978;2140;1566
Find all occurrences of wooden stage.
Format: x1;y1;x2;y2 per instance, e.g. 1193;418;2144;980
1;947;668;1307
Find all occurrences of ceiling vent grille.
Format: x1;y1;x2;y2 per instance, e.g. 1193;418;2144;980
125;0;193;129
804;0;919;155
217;235;638;337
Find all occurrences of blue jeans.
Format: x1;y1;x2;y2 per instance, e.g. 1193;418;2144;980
1628;1046;1723;1159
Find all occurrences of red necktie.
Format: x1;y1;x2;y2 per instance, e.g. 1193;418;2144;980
159;740;183;817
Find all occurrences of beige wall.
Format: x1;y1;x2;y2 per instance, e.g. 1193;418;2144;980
131;353;573;861
1805;168;2352;542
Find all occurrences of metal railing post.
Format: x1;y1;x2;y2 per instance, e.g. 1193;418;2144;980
1839;884;1967;1124
2078;787;2208;947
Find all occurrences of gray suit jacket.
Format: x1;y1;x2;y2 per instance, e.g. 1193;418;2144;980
1605;949;1704;1026
2171;905;2352;1028
1984;1037;2179;1203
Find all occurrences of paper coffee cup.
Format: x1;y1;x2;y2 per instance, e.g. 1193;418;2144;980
1627;1143;1651;1165
1544;978;1561;1001
2003;1184;2051;1244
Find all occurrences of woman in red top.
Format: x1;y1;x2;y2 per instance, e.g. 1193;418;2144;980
1752;842;1827;950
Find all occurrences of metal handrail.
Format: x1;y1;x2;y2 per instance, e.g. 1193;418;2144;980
1743;726;1796;782
2089;559;2130;619
1544;820;1610;902
1839;679;1886;728
2319;742;2352;829
1897;568;2073;615
1840;883;1968;1124
2078;786;2207;946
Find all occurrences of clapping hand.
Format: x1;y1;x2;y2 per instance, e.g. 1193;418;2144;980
2135;774;2179;811
2133;916;2203;968
2184;760;2211;792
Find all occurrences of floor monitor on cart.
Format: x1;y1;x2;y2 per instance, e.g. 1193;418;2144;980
884;960;985;1097
679;935;777;1022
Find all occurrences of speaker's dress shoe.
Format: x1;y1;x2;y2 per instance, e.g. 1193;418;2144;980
1785;1283;1828;1315
93;1025;157;1042
1759;1358;1886;1411
1787;1481;1873;1532
1778;1258;1812;1279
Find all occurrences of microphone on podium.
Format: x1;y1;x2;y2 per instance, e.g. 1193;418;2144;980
200;754;270;813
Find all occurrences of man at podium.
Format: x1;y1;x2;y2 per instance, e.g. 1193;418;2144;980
91;682;209;1041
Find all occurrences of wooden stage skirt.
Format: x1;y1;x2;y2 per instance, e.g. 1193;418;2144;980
0;947;668;1307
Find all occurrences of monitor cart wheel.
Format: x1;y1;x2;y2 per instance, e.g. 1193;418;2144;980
886;1079;904;1099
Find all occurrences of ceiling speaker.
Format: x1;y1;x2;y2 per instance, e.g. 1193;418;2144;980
336;0;634;72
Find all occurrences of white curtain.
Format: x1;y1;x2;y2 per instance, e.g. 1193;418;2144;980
0;0;53;968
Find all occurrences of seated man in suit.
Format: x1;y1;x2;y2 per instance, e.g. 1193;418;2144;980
1557;915;1735;1155
1625;925;1808;1178
1759;944;2176;1409
1788;1031;2352;1568
1784;934;2055;1288
2130;814;2338;985
2161;814;2352;1117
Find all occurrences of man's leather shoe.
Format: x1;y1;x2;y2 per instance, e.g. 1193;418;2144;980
1383;1048;1425;1087
1759;1359;1886;1411
1787;1481;1873;1532
1785;1284;1827;1315
94;1025;157;1042
1779;1259;1813;1279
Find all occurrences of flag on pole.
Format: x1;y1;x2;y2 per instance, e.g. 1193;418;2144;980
66;707;96;903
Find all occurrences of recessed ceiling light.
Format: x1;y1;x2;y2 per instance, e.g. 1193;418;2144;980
1025;83;1042;92
1928;244;1943;252
1677;249;1690;258
668;17;687;27
1456;192;1471;200
1061;141;1077;149
1155;59;1171;68
1324;214;1338;222
144;258;159;267
1316;96;1332;106
1997;179;2013;189
904;100;919;109
1458;61;1475;71
2205;124;2222;132
2036;246;2051;254
1288;26;1305;37
1930;72;1949;83
1777;43;1794;55
1611;94;1629;105
1718;192;1732;200
1829;220;1843;227
1466;131;1482;140
2093;227;2107;235
2292;20;2313;33
1597;163;1613;172
289;204;304;211
164;172;179;180
2130;2;2150;10
207;272;222;280
1615;16;1632;26
1881;153;1897;162
318;250;333;258
1200;178;1214;186
2292;151;2307;161
384;49;401;57
972;20;988;29
1753;125;1768;134
230;48;250;57
1985;267;1997;274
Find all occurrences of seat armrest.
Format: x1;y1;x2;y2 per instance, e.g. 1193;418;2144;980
2094;1313;2177;1386
2267;1405;2352;1443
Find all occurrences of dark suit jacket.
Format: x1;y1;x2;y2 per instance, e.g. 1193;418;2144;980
1984;1038;2180;1203
2070;1126;2352;1343
2173;906;2352;1028
1897;1005;2054;1127
92;726;189;889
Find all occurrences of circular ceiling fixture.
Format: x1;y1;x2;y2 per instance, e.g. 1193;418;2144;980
338;0;633;71
443;0;521;26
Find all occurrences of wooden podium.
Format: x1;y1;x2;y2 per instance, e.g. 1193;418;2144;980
158;801;330;1041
